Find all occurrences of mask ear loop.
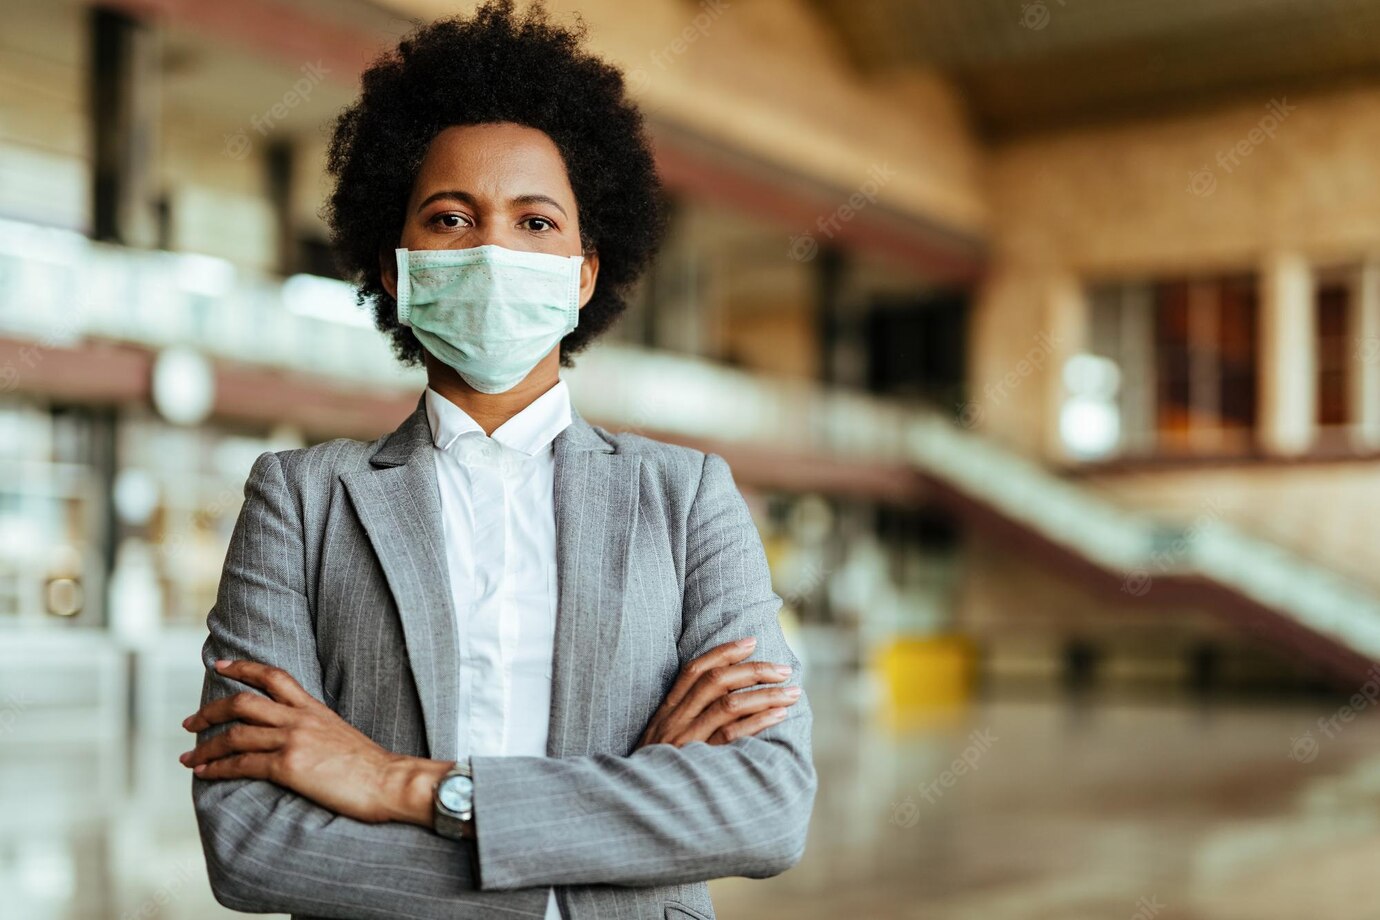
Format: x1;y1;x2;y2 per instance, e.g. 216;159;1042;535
565;255;584;331
394;248;413;327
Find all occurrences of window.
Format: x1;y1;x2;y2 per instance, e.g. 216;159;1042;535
1089;274;1259;456
1315;270;1352;431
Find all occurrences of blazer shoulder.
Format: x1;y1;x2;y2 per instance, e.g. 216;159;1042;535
596;425;707;467
267;435;384;488
587;427;750;507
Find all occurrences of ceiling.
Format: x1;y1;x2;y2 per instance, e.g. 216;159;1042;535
809;0;1380;139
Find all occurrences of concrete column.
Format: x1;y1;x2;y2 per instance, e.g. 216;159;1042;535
815;247;868;389
1355;260;1380;450
89;7;161;247
265;140;297;277
1259;252;1316;455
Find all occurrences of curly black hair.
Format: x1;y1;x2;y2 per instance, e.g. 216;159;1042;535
324;0;665;369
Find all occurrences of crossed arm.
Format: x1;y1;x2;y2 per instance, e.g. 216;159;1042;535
186;450;817;918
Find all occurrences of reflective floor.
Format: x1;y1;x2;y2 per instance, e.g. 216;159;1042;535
4;672;1380;919
718;676;1380;920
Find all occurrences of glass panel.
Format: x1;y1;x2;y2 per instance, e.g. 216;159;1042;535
1316;276;1351;428
1137;274;1261;454
1154;280;1194;451
0;401;105;631
1217;274;1259;436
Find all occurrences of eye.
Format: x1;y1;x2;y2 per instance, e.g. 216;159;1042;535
522;216;556;232
429;212;470;230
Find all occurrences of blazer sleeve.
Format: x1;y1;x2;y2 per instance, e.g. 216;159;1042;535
190;450;544;919
468;451;819;889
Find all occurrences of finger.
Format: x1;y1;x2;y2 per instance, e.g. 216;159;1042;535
183;690;289;732
180;724;283;768
192;751;277;781
677;684;801;745
656;660;792;740
213;660;315;706
675;660;793;726
708;706;791;745
660;638;758;711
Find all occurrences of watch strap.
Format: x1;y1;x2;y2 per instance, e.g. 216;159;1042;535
433;759;476;840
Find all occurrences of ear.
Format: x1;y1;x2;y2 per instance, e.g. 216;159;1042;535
379;248;399;301
577;250;600;310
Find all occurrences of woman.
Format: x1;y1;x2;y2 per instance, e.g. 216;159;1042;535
178;4;816;919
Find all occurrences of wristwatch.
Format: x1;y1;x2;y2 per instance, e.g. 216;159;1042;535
433;759;476;840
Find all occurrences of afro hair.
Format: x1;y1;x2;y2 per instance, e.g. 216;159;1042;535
324;0;666;369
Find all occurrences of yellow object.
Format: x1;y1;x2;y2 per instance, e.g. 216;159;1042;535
874;635;977;713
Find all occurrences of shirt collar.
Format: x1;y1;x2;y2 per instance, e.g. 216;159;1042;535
424;378;573;457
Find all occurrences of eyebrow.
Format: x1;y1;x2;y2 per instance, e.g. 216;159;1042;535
415;189;568;218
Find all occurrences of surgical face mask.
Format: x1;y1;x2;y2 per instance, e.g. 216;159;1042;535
394;244;583;394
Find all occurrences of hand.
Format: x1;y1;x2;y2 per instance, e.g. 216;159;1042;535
637;637;801;749
179;659;450;826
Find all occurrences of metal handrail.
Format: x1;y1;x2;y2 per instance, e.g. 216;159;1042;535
4;218;1378;660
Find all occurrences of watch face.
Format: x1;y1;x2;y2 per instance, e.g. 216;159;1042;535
438;774;474;813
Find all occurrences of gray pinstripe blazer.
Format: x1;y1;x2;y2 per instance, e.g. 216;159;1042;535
191;391;817;920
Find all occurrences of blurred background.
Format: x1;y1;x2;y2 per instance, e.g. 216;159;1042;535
4;0;1380;917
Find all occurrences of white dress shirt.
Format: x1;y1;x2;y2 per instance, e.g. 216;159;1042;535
425;379;570;920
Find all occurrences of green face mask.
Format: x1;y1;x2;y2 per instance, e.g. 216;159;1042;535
394;244;584;394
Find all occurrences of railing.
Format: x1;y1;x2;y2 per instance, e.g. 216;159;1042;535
4;218;1379;663
0;218;421;391
570;324;1380;665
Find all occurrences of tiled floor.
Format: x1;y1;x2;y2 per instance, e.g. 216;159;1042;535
4;673;1380;919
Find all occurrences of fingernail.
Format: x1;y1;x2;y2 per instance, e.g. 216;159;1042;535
783;686;802;698
193;764;206;774
736;637;756;648
214;659;229;669
178;751;190;764
774;665;792;676
768;708;788;722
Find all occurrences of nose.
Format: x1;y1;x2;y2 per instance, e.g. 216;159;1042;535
461;221;522;252
465;229;506;249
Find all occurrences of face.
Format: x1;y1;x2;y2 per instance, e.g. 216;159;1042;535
380;121;599;310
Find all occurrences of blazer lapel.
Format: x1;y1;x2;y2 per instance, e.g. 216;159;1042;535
547;405;641;758
339;394;460;761
338;391;640;763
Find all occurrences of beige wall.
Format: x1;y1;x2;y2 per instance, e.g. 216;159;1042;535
974;85;1380;457
1082;461;1380;594
960;86;1380;680
958;532;1323;690
3;0;988;297
382;0;988;240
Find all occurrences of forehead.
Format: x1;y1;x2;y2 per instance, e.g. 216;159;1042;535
410;123;574;200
